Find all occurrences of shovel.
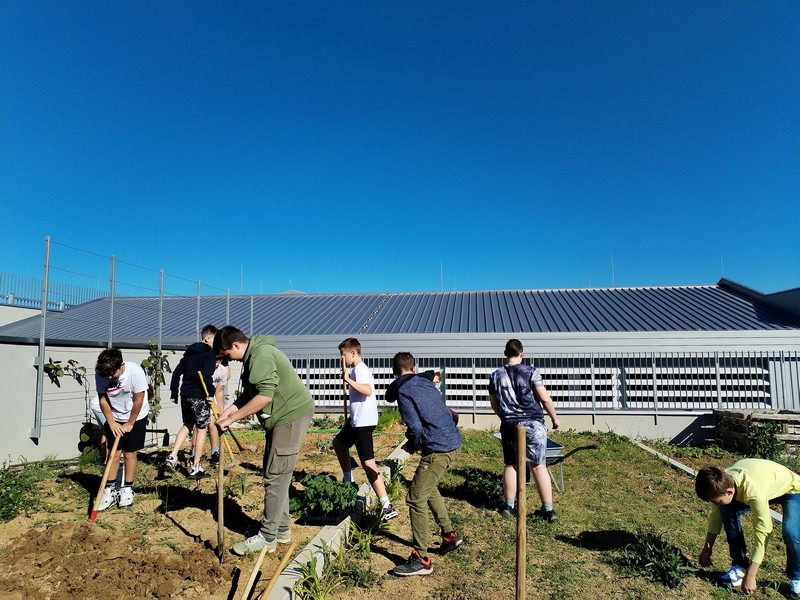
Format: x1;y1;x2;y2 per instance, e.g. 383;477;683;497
198;371;238;469
89;433;121;522
199;371;258;454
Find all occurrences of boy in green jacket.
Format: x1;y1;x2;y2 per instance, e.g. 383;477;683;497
696;458;800;597
215;326;314;555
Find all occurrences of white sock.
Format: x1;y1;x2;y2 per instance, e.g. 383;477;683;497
379;496;391;508
505;498;515;508
343;471;353;483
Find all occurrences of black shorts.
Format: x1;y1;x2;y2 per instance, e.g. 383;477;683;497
334;422;376;462
104;418;148;453
180;396;211;429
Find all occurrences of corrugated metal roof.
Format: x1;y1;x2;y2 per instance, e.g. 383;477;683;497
0;282;798;347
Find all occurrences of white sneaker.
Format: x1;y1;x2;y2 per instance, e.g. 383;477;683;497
118;486;135;508
790;578;800;600
719;565;746;587
188;463;208;480
97;486;118;511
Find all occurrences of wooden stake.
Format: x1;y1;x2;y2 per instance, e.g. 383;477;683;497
217;432;225;562
240;543;270;600
262;542;297;598
516;423;526;600
199;371;236;457
89;433;121;522
341;355;349;423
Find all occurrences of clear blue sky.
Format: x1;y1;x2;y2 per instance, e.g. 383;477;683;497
1;1;798;298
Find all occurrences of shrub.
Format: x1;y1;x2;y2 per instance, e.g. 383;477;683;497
747;421;785;461
293;542;343;599
377;408;401;430
382;458;406;502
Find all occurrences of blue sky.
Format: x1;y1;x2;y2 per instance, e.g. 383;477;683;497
1;1;798;298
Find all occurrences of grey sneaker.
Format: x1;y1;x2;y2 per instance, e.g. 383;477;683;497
232;533;277;556
165;455;178;472
276;529;292;544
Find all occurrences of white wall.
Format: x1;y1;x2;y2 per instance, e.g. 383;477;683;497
1;343;186;463
0;305;39;327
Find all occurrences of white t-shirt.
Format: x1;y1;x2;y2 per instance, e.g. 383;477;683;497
95;361;150;423
213;364;228;393
348;361;378;427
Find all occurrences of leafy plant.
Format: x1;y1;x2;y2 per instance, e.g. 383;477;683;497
446;467;503;508
292;541;343;599
290;473;357;517
315;439;333;454
311;415;338;430
0;461;53;521
349;504;392;559
377;408;401;430
382;458;406;501
42;357;65;385
747;421;786;461
616;530;695;589
140;341;173;423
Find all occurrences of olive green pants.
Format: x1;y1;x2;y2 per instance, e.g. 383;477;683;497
407;449;458;557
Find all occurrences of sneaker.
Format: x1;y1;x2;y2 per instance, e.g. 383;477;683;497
97;486;118;511
719;565;746;588
790;578;800;600
440;530;463;554
382;503;398;521
118;486;135;508
210;451;219;466
533;508;559;523
276;529;292;544
188;463;209;480
499;505;515;517
232;533;277;556
392;550;433;577
164;455;178;472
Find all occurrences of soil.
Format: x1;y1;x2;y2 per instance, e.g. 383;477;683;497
0;424;406;600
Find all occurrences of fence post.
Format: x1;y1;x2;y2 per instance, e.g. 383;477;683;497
715;351;722;409
226;288;230;325
590;353;596;426
651;352;658;426
249;296;254;335
516;423;526;600
108;255;116;348
195;280;201;342
31;235;50;440
158;270;164;351
471;358;477;425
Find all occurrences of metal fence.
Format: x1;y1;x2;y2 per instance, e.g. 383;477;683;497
0;272;107;310
289;350;800;417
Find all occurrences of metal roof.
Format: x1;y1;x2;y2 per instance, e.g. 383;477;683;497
0;280;798;347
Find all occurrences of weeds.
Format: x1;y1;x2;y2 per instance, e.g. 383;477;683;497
616;530;695;589
349;504;392;559
747;421;785;461
289;473;357;517
293;542;343;600
382;458;405;501
377;408;401;430
0;461;53;521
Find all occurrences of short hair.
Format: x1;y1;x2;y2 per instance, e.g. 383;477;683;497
695;466;735;501
201;324;218;338
504;339;524;358
392;352;416;376
338;338;361;354
96;348;124;377
213;325;249;354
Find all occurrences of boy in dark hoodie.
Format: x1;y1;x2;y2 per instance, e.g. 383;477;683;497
164;324;217;479
214;326;314;556
386;352;463;577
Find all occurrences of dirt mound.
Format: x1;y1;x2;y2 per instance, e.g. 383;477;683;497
0;521;227;599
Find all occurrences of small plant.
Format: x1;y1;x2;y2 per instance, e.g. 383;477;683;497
290;473;357;518
748;421;786;461
616;530;695;589
292;541;343;599
382;458;406;501
140;341;173;423
349;504;392;559
315;439;333;454
42;357;65;385
311;415;338;430
0;461;53;521
377;408;401;430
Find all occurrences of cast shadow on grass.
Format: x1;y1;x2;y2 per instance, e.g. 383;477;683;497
556;530;638;551
439;467;503;509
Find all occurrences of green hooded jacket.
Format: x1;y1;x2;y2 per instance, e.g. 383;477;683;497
240;335;314;429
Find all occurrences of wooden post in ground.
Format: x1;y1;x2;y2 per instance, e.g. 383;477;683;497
217;432;225;562
516;423;526;600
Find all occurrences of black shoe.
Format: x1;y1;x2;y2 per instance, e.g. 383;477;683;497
499;505;515;517
392;550;433;577
440;530;463;554
533;508;558;523
210;452;219;466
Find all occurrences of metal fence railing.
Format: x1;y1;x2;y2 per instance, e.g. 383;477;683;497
289;350;800;418
1;272;107;311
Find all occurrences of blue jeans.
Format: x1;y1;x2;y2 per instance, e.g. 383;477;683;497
719;493;800;579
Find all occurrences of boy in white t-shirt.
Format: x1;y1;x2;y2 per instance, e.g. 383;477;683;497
333;338;396;520
94;348;150;511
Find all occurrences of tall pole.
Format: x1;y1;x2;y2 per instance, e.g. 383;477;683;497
158;269;164;351
226;288;230;325
31;236;51;440
516;423;526;600
195;280;201;341
108;255;116;348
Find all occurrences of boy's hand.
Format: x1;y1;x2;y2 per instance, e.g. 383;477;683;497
171;397;178;404
698;546;713;567
551;417;561;430
742;571;757;593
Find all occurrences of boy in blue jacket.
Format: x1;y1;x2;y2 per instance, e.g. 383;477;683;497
386;352;463;577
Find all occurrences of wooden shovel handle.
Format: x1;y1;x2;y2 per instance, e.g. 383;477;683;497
89;433;121;521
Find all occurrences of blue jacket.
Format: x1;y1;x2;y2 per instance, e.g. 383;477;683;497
386;374;462;455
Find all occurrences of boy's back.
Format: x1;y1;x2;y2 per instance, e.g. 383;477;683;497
348;360;378;427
